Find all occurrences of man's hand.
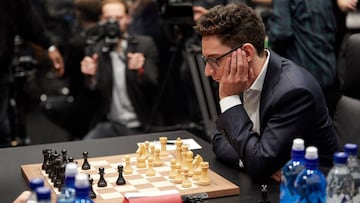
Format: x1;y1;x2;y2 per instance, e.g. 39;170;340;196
337;0;357;12
48;47;64;77
219;49;255;99
81;53;98;76
271;169;282;183
127;52;145;70
13;191;31;203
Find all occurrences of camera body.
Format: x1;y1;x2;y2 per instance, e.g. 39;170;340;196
12;35;37;79
85;18;122;55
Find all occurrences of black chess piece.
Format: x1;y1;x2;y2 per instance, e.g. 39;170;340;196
59;164;66;191
89;177;97;199
82;152;91;170
97;167;107;187
49;152;60;181
42;149;51;171
53;158;62;188
258;184;270;203
61;149;68;164
116;165;126;185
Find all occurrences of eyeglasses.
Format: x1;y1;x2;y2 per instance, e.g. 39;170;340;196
201;43;244;68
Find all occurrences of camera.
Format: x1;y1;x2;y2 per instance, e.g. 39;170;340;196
158;0;195;45
12;35;37;79
85;18;122;55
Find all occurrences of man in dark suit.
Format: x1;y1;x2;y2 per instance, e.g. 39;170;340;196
80;0;159;139
195;3;339;182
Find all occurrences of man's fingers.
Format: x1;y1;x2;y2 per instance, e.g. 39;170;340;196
229;51;237;75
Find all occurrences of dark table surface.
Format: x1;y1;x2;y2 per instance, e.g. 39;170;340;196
0;130;280;203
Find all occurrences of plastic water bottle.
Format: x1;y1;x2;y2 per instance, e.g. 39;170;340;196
344;143;360;202
57;163;77;203
64;162;78;189
36;187;52;203
74;173;93;203
326;152;354;203
26;177;44;203
294;146;327;203
280;138;305;202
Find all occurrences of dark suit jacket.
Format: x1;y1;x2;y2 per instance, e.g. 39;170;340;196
87;35;159;130
212;50;339;182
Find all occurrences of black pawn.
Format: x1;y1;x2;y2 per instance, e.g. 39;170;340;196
97;167;107;187
258;184;270;203
89;177;97;199
116;165;126;185
82;152;91;170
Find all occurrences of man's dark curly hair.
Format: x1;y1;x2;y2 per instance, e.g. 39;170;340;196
195;3;265;56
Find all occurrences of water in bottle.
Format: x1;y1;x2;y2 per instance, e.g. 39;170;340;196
74;173;93;203
280;138;305;202
57;162;77;203
326;152;354;203
344;143;360;202
294;146;327;203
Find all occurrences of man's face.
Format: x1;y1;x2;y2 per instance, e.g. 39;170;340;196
101;2;129;33
201;35;232;82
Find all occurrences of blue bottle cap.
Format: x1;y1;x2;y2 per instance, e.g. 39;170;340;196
29;177;44;190
344;143;358;156
333;152;348;164
36;187;51;200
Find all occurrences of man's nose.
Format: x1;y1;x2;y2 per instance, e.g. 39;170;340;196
204;64;212;77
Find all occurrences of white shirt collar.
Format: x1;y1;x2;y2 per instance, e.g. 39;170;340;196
246;49;270;92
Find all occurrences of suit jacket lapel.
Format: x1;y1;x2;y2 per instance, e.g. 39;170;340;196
259;50;282;134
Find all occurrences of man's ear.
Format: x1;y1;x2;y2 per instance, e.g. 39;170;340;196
242;43;256;62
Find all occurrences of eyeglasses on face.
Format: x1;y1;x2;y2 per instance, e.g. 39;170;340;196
201;43;244;68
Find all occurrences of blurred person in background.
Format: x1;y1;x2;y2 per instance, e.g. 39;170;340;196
266;0;339;117
0;0;64;147
80;0;160;139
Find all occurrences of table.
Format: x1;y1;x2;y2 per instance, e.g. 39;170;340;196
0;130;280;203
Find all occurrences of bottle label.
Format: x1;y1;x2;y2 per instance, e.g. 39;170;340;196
327;194;352;203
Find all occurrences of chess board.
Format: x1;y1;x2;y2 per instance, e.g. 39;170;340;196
21;153;240;203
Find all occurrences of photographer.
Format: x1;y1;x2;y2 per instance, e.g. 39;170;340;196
80;0;160;139
0;0;64;147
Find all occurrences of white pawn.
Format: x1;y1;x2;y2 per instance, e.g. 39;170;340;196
182;167;192;188
173;166;183;184
146;157;156;176
193;167;201;181
124;155;133;175
169;159;177;179
153;148;163;167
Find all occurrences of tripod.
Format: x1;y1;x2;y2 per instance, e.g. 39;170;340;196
147;33;219;141
7;36;37;146
182;39;218;139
